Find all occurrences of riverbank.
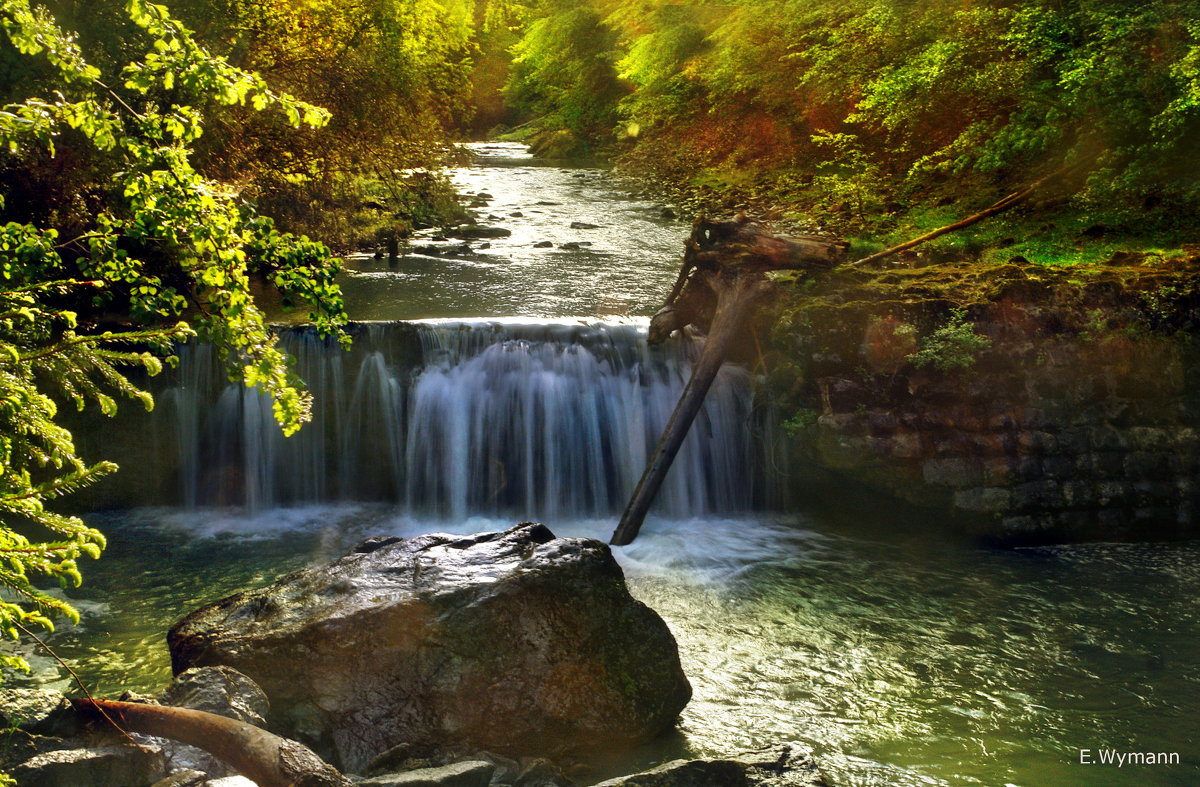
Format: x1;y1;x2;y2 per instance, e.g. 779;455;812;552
590;139;1200;544
764;252;1200;544
10;143;1200;787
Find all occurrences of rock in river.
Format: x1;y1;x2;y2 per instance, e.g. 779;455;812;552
450;225;512;239
592;742;827;787
168;524;692;773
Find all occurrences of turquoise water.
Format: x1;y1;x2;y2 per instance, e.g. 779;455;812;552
8;143;1198;786
14;506;1199;786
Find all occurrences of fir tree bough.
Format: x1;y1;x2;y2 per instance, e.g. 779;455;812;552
0;0;349;697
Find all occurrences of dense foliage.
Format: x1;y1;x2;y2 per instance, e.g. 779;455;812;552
4;0;1200;707
5;0;481;250
167;0;479;246
507;0;1200;255
0;0;347;685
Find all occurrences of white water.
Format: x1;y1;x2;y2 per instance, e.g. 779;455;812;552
19;143;1200;787
160;319;777;518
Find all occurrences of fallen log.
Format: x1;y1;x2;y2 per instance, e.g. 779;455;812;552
610;214;846;546
73;698;350;787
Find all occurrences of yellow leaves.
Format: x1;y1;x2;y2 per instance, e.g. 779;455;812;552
0;0;355;679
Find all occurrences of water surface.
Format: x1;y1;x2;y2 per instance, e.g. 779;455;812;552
337;143;683;320
16;508;1199;786
8;143;1198;787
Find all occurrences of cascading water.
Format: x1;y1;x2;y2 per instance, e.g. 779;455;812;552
23;144;1200;787
161;319;775;518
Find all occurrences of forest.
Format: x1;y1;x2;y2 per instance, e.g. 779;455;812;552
3;1;1200;785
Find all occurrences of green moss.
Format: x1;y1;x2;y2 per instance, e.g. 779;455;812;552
775;253;1200;341
908;308;991;372
842;205;1195;270
783;408;820;434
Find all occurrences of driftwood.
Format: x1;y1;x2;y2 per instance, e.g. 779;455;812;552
850;162;1085;267
73;698;350;787
612;165;1089;544
610;215;846;546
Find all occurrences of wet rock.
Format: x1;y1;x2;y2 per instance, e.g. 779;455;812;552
533;241;553;248
358;760;495;786
512;757;574;786
10;744;168;787
161;665;270;726
591;742;826;786
450;226;512;239
169;524;691;773
154;665;270;777
119;690;161;704
568;222;599;230
660;208;677;220
414;244;473;257
534;201;560;206
151;770;208;787
0;688;79;737
476;193;494;199
509;212;524;218
365;747;570;787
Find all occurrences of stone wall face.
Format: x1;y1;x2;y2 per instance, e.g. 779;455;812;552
773;260;1200;544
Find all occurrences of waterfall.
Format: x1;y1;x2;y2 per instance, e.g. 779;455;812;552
161;319;775;519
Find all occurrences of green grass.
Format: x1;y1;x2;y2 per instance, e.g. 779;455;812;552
847;205;1195;267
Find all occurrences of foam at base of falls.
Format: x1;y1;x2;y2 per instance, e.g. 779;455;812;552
132;504;823;586
164;319;780;517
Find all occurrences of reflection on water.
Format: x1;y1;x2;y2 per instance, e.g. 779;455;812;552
13;142;1197;786
337;143;685;320
14;507;1199;786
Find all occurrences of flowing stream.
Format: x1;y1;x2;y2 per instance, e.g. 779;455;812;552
11;143;1199;786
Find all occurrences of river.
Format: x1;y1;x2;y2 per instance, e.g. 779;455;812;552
10;143;1199;786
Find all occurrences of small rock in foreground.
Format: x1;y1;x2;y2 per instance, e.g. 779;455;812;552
10;744;167;787
356;760;495;786
591;743;827;787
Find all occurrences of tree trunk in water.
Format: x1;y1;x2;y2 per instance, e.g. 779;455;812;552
73;698;350;787
610;215;847;546
611;276;771;545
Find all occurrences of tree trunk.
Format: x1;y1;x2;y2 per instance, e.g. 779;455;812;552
610;215;846;545
612;275;772;545
73;699;350;787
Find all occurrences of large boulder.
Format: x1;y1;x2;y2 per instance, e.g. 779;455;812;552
357;760;495;787
168;524;691;773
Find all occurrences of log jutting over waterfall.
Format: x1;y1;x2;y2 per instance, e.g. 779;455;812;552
610;215;847;546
